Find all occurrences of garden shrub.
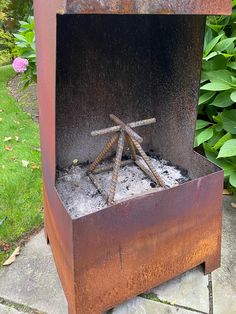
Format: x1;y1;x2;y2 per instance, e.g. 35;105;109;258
13;16;36;88
0;28;14;65
196;0;236;193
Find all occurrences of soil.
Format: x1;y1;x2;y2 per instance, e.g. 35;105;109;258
7;74;39;122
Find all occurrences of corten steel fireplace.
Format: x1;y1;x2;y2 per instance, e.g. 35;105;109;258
34;1;231;313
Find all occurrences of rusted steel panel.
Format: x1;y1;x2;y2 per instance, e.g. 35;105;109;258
72;155;223;313
56;14;206;168
66;0;232;15
34;1;226;313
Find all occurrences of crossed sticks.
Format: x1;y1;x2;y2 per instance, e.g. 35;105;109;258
87;114;165;205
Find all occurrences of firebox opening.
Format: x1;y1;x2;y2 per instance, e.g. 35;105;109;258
55;14;221;218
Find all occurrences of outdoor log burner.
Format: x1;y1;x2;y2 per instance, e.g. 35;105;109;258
34;1;231;314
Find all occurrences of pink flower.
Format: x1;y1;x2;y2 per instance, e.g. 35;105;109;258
12;57;29;73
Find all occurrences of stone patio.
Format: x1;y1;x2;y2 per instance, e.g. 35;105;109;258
0;196;235;314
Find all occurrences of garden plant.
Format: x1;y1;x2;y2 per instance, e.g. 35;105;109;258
195;1;236;194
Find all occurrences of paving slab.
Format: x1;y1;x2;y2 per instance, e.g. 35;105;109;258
112;296;199;314
212;196;236;314
0;304;24;314
151;266;209;313
0;231;67;314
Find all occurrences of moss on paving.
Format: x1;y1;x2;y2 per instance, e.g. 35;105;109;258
0;65;43;266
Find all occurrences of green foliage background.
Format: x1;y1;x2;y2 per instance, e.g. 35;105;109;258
0;0;33;65
196;1;236;193
13;16;36;88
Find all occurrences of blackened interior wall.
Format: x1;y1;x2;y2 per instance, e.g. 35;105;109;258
56;14;205;173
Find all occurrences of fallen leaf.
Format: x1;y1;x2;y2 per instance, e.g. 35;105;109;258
31;163;40;169
231;202;236;209
223;189;232;195
22;160;29;167
3;247;20;266
0;240;10;252
4;137;12;142
5;146;13;151
8;156;16;161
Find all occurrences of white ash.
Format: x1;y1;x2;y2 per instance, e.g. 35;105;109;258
56;156;190;219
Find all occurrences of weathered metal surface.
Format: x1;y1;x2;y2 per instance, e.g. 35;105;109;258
72;155;223;313
56;14;207;167
34;0;226;313
65;0;232;15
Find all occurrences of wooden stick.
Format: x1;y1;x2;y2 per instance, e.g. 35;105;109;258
91;118;156;137
110;114;143;143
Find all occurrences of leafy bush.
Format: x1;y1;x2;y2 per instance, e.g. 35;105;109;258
0;28;14;65
13;16;36;88
0;0;33;32
196;1;236;193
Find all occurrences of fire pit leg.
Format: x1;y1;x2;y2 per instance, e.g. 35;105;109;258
204;254;221;275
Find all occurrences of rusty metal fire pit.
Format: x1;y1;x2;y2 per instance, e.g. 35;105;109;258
34;1;231;313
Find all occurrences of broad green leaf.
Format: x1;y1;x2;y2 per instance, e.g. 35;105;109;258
206;70;232;84
199;92;216;105
203;143;235;176
230;91;236;102
229;172;236;187
200;82;232;91
202;55;227;71
13;33;27;42
196;128;214;146
203;52;218;61
196;120;211;130
208;130;224;146
218;139;236;158
30;42;35;50
227;57;236;65
214;37;236;52
200;71;209;83
213;133;233;150
204;34;224;56
210;91;234;107
25;31;34;43
221;109;236;134
204;28;213;51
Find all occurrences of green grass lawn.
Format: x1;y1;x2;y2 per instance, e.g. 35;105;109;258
0;65;43;266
